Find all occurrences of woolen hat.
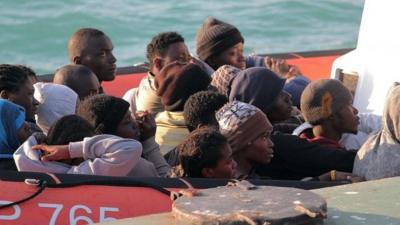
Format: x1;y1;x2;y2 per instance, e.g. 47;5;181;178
196;17;244;61
211;65;241;97
155;62;211;112
229;67;286;115
216;101;270;153
300;79;352;125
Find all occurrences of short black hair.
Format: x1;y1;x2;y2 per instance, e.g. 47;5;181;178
178;127;228;178
0;64;29;93
68;28;106;62
53;64;94;93
46;115;95;145
146;32;184;68
183;90;228;132
77;94;129;135
16;65;39;83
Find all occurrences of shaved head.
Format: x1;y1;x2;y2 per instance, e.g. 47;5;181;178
68;28;105;62
53;64;100;100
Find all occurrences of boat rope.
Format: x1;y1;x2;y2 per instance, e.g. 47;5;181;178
0;180;47;210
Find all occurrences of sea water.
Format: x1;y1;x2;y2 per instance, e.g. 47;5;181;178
0;0;364;74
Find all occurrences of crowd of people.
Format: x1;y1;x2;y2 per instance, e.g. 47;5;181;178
1;17;398;183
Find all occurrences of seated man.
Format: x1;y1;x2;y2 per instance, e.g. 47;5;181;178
154;62;211;155
299;79;359;149
124;32;192;115
53;64;99;100
176;127;236;178
67;28;117;93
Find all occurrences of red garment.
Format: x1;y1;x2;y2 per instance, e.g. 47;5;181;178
299;130;344;150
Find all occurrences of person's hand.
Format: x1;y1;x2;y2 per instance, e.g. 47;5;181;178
135;111;156;141
32;144;70;161
264;57;302;79
335;171;364;183
318;170;364;183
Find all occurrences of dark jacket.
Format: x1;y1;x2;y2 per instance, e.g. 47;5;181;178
254;132;357;180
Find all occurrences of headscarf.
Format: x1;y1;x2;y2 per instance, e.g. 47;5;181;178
353;84;400;180
0;99;26;158
34;82;78;134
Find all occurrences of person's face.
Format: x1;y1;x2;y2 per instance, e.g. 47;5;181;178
80;35;117;82
77;73;100;100
202;144;237;179
153;42;191;74
267;91;293;122
116;111;141;140
208;42;246;70
17;122;32;143
332;102;359;134
6;80;39;121
243;120;274;165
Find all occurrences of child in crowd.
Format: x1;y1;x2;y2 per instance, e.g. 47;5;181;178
53;64;100;100
229;67;302;134
353;84;400;180
14;115;144;176
165;90;228;166
124;32;192;115
216;101;274;179
177;127;236;178
0;100;31;170
0;64;40;125
299;79;359;149
68;28;116;93
154;61;211;155
77;94;169;177
34;82;78;134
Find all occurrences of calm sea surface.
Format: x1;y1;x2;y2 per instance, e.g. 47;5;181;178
0;0;364;74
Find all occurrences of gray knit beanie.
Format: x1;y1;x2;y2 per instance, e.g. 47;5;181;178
196;17;244;62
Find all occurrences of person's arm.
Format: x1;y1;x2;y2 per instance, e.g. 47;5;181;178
13;135;71;174
358;113;382;134
33;135;143;176
272;133;357;174
135;111;171;177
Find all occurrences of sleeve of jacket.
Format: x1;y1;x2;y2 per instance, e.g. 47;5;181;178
13;135;71;174
256;132;357;180
67;134;142;176
141;137;171;177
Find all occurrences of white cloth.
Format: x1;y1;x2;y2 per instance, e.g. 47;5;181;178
14;134;143;176
34;82;78;134
122;87;138;115
353;85;400;180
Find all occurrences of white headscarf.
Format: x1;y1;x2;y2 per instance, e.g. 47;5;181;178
34;82;78;134
353;83;400;180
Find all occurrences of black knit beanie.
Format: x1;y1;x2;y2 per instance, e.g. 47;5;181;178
300;79;353;125
196;17;244;62
77;94;130;135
